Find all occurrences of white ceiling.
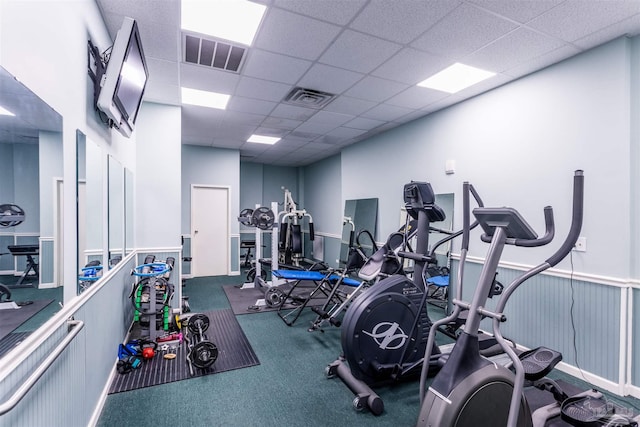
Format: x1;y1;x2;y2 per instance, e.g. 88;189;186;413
96;0;640;167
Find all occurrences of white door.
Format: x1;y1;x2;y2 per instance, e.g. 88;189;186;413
191;186;229;276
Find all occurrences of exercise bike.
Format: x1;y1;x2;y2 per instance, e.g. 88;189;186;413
326;180;490;415
417;170;639;427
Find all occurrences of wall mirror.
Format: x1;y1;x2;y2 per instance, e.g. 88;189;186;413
77;130;105;293
124;168;134;255
0;65;63;358
341;198;378;265
108;156;124;264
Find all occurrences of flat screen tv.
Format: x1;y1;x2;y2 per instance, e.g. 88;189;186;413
96;17;149;138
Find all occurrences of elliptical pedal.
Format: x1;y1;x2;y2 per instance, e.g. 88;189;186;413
519;346;562;381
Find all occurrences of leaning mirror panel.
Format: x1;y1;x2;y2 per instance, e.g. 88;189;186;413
0;65;63;357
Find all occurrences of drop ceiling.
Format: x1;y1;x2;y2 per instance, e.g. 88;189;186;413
96;0;640;167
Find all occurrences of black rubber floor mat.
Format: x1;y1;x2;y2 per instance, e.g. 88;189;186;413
108;309;260;394
0;331;31;358
223;283;327;315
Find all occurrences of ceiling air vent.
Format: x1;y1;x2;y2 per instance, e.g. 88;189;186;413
283;87;336;109
183;34;246;73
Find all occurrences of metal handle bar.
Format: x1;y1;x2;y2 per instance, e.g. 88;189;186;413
0;319;84;415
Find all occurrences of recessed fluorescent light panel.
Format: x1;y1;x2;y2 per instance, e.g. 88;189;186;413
181;87;230;109
417;63;495;94
0;105;15;116
248;134;280;145
181;0;266;46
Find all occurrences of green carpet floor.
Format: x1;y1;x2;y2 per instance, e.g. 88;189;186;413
96;275;640;427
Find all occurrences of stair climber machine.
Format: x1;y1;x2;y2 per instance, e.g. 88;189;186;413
326;180;500;415
416;170;640;427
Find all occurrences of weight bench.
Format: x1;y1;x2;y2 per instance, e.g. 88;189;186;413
7;244;39;288
272;269;361;327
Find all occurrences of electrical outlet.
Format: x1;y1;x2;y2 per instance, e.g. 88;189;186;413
574;236;587;252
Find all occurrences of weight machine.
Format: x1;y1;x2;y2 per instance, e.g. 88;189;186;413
278;188;314;267
0;204;38;289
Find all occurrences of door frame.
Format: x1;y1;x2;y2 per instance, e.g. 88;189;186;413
190;184;231;276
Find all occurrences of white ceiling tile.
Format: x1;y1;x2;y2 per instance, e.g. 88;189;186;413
235;77;292;102
295;121;339;134
297;63;364;94
464;27;566;72
273;0;367;25
184;139;213;147
503;45;581;78
252;127;288;137
372;48;451;85
222;110;266;126
270;103;317;121
227;96;277;115
306;111;354;126
323;96;376;115
350;0;461;44
295;141;336;154
361;103;414;121
343;76;409;102
242;49;312;84
144;83;181;105
411;3;518;59
255;8;342;60
468;0;564;24
393;109;428;124
326;126;368;138
262;116;303;130
574;13;640;49
386;86;448;110
344;116;386;130
147;58;179;86
527;1;640;42
180;63;240;94
318;30;402;73
212;139;244;149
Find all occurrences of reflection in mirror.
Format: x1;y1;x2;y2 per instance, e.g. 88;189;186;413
400;193;455;310
77;131;104;294
0;65;63;358
108;156;124;264
124;168;134;255
341;198;378;264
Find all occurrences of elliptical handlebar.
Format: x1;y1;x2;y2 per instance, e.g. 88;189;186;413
546;169;584;267
512;206;555;248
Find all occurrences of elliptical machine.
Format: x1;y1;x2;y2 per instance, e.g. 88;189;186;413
416;170;638;427
327;181;489;415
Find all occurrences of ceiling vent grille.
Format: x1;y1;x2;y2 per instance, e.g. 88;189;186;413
183;34;246;73
283;87;336;109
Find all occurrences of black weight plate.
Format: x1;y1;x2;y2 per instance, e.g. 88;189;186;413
187;313;210;334
238;208;254;226
264;287;285;307
0;204;25;227
252;207;275;230
191;341;218;368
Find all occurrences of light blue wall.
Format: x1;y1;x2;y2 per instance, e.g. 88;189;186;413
239;162;263;209
39;130;63;238
13;144;39;234
341;38;631;278
263;164;298;206
135;103;182;249
181;145;240;236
